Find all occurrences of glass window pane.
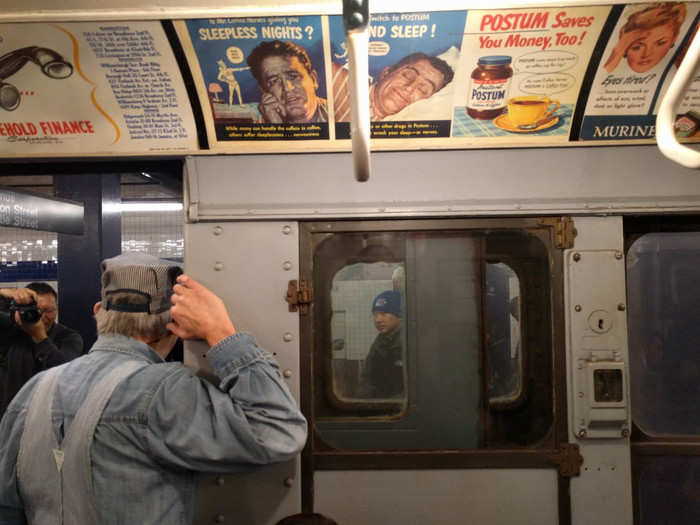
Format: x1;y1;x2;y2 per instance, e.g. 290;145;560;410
486;262;523;406
638;457;700;525
627;233;700;436
330;261;407;413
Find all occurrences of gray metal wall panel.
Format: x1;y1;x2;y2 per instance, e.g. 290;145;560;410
314;469;559;525
183;221;302;525
564;217;633;525
185;146;700;220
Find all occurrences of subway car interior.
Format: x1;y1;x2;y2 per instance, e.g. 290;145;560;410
1;1;700;524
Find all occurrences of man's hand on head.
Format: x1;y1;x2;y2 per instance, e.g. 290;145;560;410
167;275;236;348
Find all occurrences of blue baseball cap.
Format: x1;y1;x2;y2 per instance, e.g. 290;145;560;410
372;290;402;318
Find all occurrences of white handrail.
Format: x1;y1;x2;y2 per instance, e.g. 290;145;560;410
656;30;700;168
343;0;371;182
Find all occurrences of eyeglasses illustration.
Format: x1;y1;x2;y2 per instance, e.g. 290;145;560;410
0;46;74;111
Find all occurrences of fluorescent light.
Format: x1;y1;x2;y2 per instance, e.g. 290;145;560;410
103;202;183;213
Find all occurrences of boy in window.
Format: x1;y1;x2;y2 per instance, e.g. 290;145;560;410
359;290;404;398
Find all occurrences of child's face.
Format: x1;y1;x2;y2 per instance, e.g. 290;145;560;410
373;311;401;334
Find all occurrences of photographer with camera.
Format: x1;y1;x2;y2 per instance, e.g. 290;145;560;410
0;282;83;417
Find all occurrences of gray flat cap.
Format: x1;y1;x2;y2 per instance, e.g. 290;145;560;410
101;252;183;314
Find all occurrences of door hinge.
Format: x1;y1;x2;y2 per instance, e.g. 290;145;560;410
538;216;577;249
286;280;313;315
547;443;584;478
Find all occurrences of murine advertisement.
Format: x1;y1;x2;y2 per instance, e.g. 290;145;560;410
0;22;197;156
580;2;700;141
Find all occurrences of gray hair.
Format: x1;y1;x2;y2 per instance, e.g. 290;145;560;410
95;292;170;340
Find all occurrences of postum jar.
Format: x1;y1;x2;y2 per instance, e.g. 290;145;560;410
467;55;513;120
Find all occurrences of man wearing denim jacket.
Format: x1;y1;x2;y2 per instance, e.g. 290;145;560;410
0;252;307;524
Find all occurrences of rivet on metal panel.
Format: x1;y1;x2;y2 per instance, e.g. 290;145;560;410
578;429;587;438
213;226;223;236
283;261;293;271
284;477;294;487
282;225;292;235
214;262;224;271
617;303;626;311
575;305;582;312
283;332;293;342
573;252;581;262
621;429;629;438
216;477;225;486
283;369;292;378
615;251;623;260
578;392;584;398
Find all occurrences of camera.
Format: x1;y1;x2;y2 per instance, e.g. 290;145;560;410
6;299;42;325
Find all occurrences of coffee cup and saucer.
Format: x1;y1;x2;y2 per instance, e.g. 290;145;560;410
494;96;560;133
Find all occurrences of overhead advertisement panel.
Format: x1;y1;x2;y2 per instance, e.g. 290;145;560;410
182;16;328;142
579;3;700;141
1;4;698;158
453;5;611;144
0;22;198;157
329;10;468;140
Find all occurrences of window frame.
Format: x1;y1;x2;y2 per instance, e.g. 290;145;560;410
299;217;569;472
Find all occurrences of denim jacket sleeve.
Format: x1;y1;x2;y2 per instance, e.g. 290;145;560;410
143;332;307;472
0;385;31;524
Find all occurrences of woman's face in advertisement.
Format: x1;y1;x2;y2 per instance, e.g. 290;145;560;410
626;23;676;73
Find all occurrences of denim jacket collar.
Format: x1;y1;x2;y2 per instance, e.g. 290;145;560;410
89;334;165;364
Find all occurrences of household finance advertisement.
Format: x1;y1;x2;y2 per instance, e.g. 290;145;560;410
580;2;700;141
452;6;611;142
0;22;197;156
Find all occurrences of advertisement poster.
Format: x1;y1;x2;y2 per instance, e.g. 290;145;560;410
0;22;197;156
183;16;328;141
452;6;611;142
580;2;700;141
329;10;467;139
